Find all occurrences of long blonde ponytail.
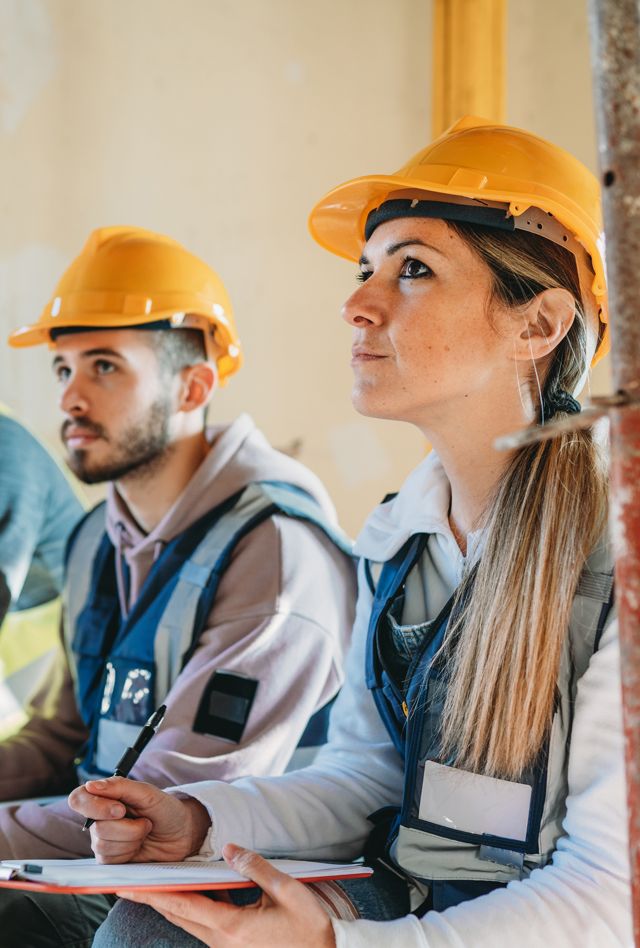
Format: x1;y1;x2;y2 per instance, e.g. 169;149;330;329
438;226;609;780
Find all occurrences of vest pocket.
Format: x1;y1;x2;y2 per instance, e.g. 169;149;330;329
100;658;154;725
95;717;149;774
417;760;532;841
401;667;547;853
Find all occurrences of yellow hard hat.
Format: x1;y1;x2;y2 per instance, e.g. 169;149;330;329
8;226;242;384
309;116;608;365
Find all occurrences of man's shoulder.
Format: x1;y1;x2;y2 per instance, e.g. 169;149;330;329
66;502;107;562
173;480;352;559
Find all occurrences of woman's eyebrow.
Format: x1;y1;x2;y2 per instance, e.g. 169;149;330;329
359;238;447;267
386;238;447;257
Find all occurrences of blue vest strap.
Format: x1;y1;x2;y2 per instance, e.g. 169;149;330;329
154;481;353;700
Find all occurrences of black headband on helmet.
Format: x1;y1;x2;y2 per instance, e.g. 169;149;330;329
364;199;517;241
49;319;174;341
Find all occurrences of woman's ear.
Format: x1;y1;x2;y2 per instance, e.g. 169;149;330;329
511;287;576;364
177;362;218;413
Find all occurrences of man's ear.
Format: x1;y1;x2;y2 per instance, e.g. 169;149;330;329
511;287;576;364
177;362;218;413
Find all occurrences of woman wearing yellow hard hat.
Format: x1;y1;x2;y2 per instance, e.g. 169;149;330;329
78;118;629;946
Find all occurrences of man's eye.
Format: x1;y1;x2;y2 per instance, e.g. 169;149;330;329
356;269;372;284
399;258;432;279
54;366;71;382
95;360;115;375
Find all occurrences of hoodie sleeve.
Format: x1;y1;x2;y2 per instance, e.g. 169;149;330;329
133;514;356;786
0;513;356;859
165;559;405;860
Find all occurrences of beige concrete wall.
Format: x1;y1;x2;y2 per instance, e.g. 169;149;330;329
0;0;431;533
0;0;607;535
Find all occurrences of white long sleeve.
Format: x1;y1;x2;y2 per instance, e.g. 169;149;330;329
332;618;632;947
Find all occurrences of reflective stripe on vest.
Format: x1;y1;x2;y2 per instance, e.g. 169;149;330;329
64;481;353;778
0;598;62;739
364;535;614;912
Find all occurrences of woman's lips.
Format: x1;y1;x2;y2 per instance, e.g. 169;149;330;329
351;348;387;365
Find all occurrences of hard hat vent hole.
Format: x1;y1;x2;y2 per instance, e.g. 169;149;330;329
563;235;568;242
537;223;543;229
604;170;615;187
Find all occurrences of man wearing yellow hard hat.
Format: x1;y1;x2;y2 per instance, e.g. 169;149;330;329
0;226;356;944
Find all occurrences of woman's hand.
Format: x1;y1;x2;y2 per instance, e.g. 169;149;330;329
116;843;337;948
67;776;211;863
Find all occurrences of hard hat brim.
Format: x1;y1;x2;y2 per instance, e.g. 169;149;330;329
8;309;243;383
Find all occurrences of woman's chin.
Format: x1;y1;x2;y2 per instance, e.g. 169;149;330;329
351;390;404;422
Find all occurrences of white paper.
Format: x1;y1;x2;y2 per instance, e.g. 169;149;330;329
418;760;532;841
0;857;370;889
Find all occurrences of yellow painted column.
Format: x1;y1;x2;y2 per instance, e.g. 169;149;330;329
432;0;506;136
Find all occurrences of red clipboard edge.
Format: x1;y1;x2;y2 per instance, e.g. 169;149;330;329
0;867;373;895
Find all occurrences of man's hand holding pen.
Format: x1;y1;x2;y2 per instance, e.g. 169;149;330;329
69;776;212;864
71;702;211;863
82;704;168;831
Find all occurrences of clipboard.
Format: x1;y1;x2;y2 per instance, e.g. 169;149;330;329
0;857;373;894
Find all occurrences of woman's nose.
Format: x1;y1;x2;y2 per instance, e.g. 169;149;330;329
341;281;385;328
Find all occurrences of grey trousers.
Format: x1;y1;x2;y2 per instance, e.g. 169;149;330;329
93;868;411;947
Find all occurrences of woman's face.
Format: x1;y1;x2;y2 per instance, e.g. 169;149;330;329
342;217;517;431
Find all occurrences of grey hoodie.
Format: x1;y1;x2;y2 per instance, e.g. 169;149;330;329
0;414;356;858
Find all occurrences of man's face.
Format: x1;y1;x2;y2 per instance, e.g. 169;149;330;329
53;329;176;484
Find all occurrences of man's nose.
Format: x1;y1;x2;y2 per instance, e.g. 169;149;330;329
59;374;90;416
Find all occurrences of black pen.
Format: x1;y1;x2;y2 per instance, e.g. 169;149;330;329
82;704;167;831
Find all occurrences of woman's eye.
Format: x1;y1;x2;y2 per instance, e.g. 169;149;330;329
95;359;115;375
399;258;432;279
356;269;372;284
55;366;71;382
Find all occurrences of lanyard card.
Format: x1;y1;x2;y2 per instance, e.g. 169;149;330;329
418;760;532;842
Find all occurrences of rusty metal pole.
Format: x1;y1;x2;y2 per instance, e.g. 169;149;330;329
588;1;640;941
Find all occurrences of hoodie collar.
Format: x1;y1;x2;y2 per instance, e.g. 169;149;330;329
354;450;483;565
105;414;258;556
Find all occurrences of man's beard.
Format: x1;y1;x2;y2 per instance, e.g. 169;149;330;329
62;396;174;485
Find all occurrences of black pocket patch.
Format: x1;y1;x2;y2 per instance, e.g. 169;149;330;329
193;670;259;742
